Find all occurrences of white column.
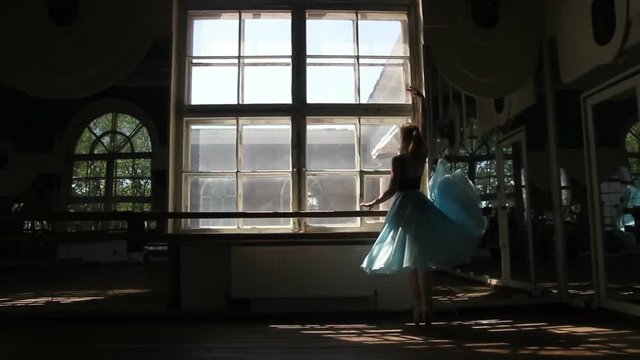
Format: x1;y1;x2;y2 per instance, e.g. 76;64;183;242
542;41;568;297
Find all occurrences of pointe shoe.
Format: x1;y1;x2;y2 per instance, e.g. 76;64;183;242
412;307;422;326
423;308;433;327
421;303;433;327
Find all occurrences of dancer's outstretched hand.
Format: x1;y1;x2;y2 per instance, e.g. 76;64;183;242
407;85;424;98
360;202;374;210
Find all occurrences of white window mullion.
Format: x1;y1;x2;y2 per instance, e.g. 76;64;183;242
291;5;306;232
237;172;243;228
356;117;363;227
354;10;361;104
237;10;243;104
236;117;241;228
291;114;304;231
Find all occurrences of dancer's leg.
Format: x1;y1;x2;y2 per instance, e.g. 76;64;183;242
418;270;434;326
409;270;422;325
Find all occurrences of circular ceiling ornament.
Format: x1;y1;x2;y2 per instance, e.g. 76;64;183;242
552;0;628;84
425;0;542;98
0;0;169;99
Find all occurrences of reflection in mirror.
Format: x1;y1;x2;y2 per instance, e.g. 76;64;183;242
444;100;502;282
502;140;533;286
592;88;640;305
558;166;593;298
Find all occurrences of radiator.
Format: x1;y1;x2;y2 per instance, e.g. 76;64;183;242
230;245;375;298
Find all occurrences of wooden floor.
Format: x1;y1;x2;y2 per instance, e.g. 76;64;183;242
0;270;540;315
1;306;639;359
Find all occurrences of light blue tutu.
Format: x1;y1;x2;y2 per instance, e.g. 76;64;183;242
361;159;486;273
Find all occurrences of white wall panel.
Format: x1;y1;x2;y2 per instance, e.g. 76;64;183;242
231;245;373;298
553;0;628;84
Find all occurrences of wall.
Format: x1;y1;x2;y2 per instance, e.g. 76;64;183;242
0;1;173;215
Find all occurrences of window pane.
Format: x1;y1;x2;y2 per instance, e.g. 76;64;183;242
114;178;151;197
307;58;356;103
112;133;131;153
116;159;151;177
114;159;151;196
360;59;410;104
307;173;358;226
358;12;408;56
306;11;356;56
131;127;152;153
75;129;95;154
476;160;500;195
626;123;640;152
242;12;291;56
452;162;469;174
242;59;291;104
240;175;291;227
191;13;239;57
240;120;291;171
189;122;236;172
187;176;237;228
68;203;103;212
115;178;134;196
141;178;152;197
115;203;151;212
116;114;140;137
361;121;405;170
87;160;106;177
71;180;87;197
98;132;117;153
72;161;87;178
92;139;109;154
631;159;640;186
87;179;106;197
190;60;238;104
307;121;357;170
363;174;391;223
89;114;113;137
71;162;105;196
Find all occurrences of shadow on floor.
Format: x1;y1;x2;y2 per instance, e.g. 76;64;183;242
0;305;638;359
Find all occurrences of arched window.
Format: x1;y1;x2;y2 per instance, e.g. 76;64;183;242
69;113;152;213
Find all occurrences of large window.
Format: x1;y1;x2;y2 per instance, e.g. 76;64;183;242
306;11;410;104
188;11;292;104
70;113;152;213
180;5;417;231
305;117;409;227
184;118;292;229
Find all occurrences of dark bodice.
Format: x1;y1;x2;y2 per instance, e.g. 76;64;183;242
397;157;424;191
397;174;422;191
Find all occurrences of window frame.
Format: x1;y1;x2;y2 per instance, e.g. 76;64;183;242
302;116;411;230
68;112;154;217
182;116;294;231
173;0;424;233
186;10;294;105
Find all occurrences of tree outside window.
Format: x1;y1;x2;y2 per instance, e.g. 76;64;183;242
69;113;152;229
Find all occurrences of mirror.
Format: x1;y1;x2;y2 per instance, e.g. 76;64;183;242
591;87;640;305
